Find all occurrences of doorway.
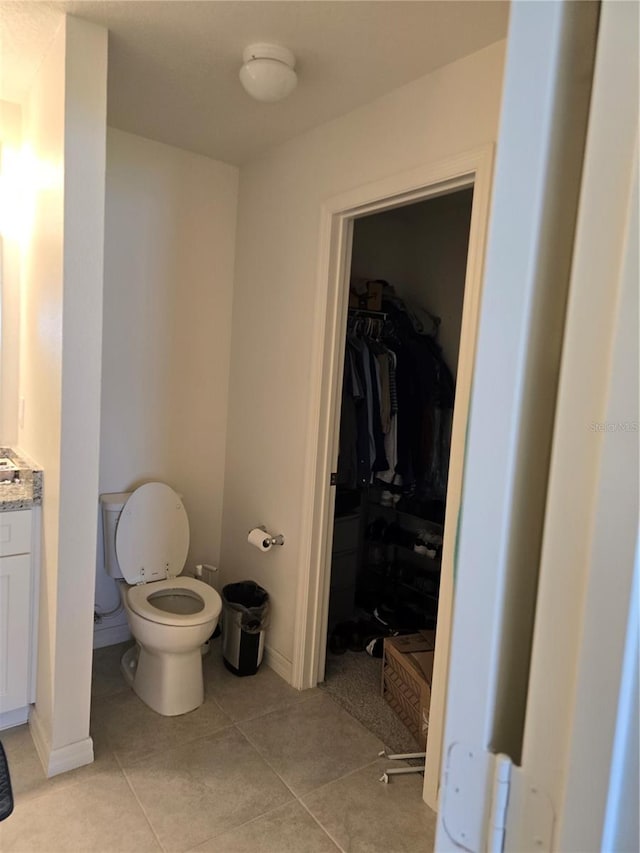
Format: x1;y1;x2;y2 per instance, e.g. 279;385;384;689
292;146;495;809
322;185;473;743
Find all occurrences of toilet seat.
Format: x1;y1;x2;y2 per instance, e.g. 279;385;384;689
116;482;190;585
127;577;222;627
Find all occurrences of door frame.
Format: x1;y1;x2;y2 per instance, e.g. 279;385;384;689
292;144;495;809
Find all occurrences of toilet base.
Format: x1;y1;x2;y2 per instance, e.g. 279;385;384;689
122;644;204;716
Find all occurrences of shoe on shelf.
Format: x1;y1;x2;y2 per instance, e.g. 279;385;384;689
414;542;438;558
414;528;443;558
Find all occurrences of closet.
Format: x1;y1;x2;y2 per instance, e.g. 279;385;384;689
322;187;473;751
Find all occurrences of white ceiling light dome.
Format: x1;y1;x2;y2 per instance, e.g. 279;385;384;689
239;43;297;103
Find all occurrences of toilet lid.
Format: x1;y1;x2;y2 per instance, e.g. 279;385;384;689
115;483;190;585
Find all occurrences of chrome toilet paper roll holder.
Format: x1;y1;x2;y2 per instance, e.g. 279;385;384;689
253;525;285;547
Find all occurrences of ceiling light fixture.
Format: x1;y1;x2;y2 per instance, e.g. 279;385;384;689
239;43;297;103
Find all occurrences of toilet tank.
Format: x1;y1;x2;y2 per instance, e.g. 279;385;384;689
100;491;132;579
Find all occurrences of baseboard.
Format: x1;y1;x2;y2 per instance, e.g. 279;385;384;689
93;621;131;649
29;706;94;778
264;645;293;684
0;705;30;730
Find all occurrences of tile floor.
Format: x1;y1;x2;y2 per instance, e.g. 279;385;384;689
0;642;436;852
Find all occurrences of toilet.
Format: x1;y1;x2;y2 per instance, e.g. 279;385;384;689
100;482;222;716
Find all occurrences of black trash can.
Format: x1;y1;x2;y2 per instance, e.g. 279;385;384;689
221;581;270;676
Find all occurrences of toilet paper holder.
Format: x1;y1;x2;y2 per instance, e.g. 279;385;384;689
253;525;285;547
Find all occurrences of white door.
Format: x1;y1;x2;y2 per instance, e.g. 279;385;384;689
436;0;638;849
505;0;639;847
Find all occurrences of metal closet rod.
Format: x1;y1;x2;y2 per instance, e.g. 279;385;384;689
347;308;388;319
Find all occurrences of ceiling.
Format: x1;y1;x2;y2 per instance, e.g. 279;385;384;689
1;1;509;165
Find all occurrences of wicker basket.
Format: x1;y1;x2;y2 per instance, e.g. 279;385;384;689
382;634;434;748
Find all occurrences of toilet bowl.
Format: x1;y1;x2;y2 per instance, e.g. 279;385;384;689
100;483;222;716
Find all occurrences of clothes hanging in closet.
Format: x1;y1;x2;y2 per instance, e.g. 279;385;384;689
336;289;455;502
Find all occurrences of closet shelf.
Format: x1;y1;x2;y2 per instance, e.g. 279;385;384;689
363;562;440;595
392;543;442;568
364;546;441;572
367;497;445;531
399;584;439;602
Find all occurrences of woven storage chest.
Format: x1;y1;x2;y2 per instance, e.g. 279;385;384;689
382;633;435;749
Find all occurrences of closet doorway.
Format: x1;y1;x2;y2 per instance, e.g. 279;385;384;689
293;147;494;810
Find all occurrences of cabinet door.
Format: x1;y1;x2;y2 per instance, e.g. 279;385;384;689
0;510;32;557
0;554;31;713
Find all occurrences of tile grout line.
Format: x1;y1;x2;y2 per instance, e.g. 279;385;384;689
233;722;385;853
181;801;307;853
227;723;347;852
298;798;347;853
235;691;395;802
225;690;319;726
232;689;327;733
231;722;302;800
160;679;326;850
110;718;307;853
106;729;231;772
235;698;389;801
233;720;394;844
177;722;306;853
299;756;385;802
100;696;236;771
297;754;429;852
122;739;290;853
113;748;169;853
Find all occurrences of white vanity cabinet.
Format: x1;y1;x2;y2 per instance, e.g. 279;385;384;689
0;509;38;729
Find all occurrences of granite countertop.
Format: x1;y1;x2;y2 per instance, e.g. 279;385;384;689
0;448;43;512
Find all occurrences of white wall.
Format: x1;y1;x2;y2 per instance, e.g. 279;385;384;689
100;129;238;579
0;100;22;445
350;188;473;374
19;15;108;771
220;41;506;672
